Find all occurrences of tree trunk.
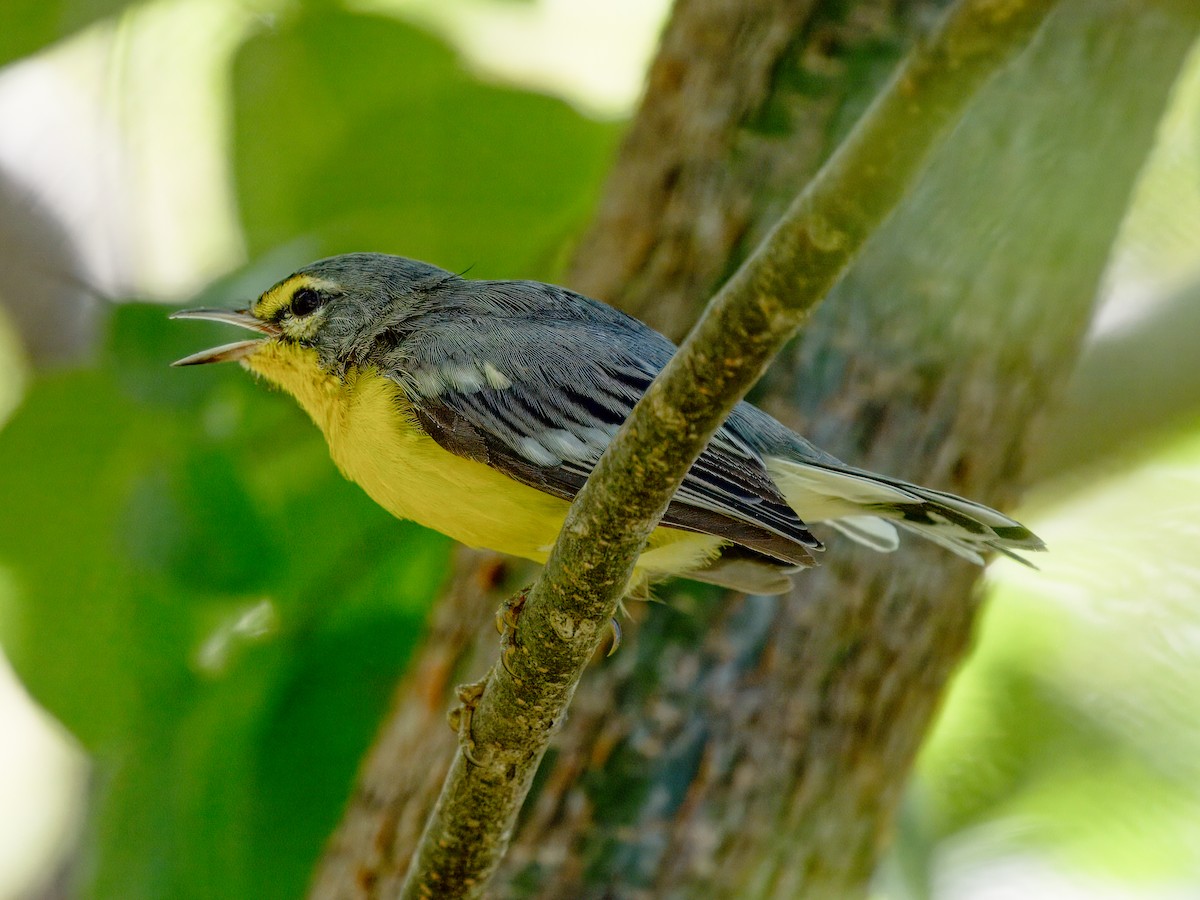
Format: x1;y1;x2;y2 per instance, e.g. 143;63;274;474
310;0;1199;897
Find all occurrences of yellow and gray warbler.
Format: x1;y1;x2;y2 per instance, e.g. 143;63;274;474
173;253;1042;593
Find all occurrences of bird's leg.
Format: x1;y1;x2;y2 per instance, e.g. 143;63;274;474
446;679;488;767
496;587;530;681
496;585;623;662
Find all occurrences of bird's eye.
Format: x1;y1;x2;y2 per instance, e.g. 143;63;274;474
291;288;323;317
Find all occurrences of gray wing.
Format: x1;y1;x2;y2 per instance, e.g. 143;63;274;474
386;294;821;567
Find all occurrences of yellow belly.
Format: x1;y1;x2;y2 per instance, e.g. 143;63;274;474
244;346;723;580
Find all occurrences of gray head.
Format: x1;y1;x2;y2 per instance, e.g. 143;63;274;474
171;253;462;369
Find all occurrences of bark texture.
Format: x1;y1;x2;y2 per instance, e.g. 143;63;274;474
396;1;1058;894
310;0;1199;897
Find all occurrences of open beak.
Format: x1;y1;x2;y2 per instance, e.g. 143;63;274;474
170;308;279;366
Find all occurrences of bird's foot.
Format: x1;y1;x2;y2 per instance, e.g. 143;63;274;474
604;597;631;657
496;587;530;681
494;586;529;636
446;678;488;767
605;617;622;657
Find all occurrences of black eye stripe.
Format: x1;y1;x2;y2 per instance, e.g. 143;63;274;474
291;287;324;317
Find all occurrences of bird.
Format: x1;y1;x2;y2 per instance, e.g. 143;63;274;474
172;252;1043;595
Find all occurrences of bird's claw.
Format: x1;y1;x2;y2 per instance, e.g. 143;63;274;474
496;587;529;682
447;679;488;767
495;587;529;635
606;617;622;657
604;597;631;657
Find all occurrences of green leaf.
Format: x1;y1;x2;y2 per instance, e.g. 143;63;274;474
232;8;618;277
0;0;139;67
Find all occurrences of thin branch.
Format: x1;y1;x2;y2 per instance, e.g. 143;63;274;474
398;0;1058;896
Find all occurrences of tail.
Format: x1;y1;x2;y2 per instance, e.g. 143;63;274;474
764;457;1045;567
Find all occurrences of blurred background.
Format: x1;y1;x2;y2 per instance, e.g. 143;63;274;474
0;1;1198;898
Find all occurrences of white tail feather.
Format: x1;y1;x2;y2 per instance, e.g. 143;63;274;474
765;457;1043;565
891;520;986;565
826;516;899;553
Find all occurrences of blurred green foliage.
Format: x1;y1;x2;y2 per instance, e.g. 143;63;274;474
0;2;616;896
234;9;615;271
0;0;136;67
906;431;1200;888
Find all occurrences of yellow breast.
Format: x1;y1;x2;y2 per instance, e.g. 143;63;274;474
242;343;723;580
